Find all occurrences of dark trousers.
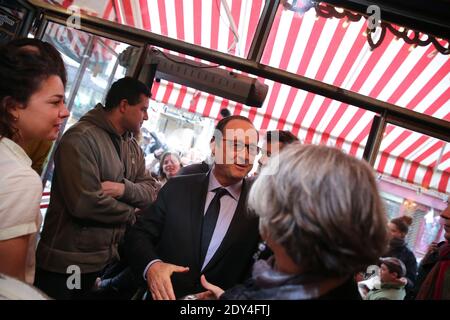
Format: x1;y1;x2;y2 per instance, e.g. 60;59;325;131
34;268;100;300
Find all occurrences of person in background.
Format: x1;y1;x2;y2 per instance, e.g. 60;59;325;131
22;140;53;176
413;240;447;299
0;41;69;283
140;128;151;156
257;130;298;174
158;151;183;186
147;146;166;177
252;130;299;258
385;215;417;298
366;257;407;300
197;144;388;300
416;204;450;300
35;77;159;299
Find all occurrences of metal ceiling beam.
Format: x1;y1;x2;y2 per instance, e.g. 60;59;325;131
323;0;450;40
27;0;450;143
246;0;280;62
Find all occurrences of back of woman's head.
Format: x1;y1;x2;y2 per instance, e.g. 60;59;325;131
0;43;62;139
390;216;412;235
249;144;388;277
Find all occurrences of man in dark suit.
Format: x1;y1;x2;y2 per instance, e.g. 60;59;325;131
125;115;261;300
177;160;211;176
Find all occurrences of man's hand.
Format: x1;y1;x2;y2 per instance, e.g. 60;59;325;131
146;261;189;300
101;181;125;198
194;275;224;300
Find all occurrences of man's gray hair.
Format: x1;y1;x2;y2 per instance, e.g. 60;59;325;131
249;144;388;276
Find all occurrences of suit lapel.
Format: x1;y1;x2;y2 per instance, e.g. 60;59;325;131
202;178;251;273
190;173;210;271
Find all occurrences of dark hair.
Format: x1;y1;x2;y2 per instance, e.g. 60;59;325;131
0;43;63;140
211;115;255;143
105;77;150;110
266;130;299;145
390;216;413;234
158;151;183;180
219;108;231;118
7;38;67;86
380;257;406;278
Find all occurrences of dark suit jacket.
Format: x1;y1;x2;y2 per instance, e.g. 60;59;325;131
177;161;210;176
125;173;260;298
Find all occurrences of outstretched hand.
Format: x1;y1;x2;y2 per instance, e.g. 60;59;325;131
146;261;189;300
194;275;225;300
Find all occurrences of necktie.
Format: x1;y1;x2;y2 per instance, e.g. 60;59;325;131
200;187;230;265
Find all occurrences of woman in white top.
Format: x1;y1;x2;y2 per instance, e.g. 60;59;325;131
0;39;69;283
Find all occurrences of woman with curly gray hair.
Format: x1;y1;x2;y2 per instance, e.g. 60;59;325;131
197;144;388;300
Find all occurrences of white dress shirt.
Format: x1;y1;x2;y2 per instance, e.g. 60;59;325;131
201;170;242;270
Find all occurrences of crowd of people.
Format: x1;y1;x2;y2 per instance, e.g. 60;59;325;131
1;38;449;301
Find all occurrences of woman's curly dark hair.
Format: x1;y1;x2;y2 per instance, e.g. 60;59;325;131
0;40;64;140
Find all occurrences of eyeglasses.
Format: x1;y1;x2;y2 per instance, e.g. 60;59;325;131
223;139;260;155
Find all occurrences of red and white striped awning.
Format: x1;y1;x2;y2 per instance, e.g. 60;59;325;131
44;0;117;64
44;0;450;194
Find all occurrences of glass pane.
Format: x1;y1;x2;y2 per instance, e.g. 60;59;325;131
412;208;445;258
262;4;450;121
42;22;134;130
376;124;449;260
0;3;27;43
375;124;449;194
140;100;215;176
141;47;376;160
379;185;447;260
42;0;265;58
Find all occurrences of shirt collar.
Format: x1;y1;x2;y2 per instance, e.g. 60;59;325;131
0;137;32;167
208;166;242;201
